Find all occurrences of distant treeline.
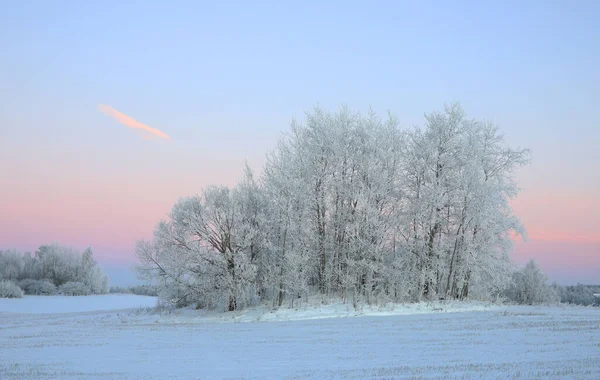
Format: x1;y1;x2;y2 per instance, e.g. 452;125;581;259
109;284;159;297
553;284;600;306
0;244;109;298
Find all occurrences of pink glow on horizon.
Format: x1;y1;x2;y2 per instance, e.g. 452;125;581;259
3;190;598;250
511;191;600;243
1;161;597;280
0;158;248;264
512;239;599;284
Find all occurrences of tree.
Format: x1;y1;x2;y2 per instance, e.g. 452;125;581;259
394;104;529;301
137;186;257;311
507;259;559;304
0;250;24;281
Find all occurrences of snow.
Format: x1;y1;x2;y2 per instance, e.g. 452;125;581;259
1;296;599;379
0;294;157;314
148;299;500;324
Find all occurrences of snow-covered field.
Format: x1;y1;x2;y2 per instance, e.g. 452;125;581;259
1;295;598;379
0;294;158;314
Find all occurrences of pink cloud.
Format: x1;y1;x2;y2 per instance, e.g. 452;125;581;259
98;104;170;140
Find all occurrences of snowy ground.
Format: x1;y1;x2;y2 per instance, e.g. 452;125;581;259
1;295;598;379
0;294;158;314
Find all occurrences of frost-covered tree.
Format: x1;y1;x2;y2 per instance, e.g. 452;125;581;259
260;107;406;303
80;248;110;294
506;259;559;304
235;164;269;294
136;186;258;311
0;250;24;281
396;105;528;301
137;103;531;309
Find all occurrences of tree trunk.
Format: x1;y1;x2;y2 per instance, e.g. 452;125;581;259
278;285;284;307
278;226;288;308
461;270;470;300
227;255;236;311
423;223;439;298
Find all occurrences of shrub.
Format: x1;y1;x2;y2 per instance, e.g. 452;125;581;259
18;278;37;292
30;280;57;295
19;279;57;295
158;284;194;308
59;281;90;296
0;280;24;298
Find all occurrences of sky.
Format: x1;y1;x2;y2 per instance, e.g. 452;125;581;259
0;1;598;285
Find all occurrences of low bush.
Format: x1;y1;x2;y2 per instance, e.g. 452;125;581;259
59;281;90;296
0;280;24;298
19;279;57;295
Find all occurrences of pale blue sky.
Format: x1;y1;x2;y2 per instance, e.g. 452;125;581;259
1;1;598;284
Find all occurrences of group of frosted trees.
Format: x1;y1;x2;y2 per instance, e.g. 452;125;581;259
137;104;533;311
0;244;109;297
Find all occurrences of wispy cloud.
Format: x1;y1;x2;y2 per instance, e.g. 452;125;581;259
98;104;170;140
